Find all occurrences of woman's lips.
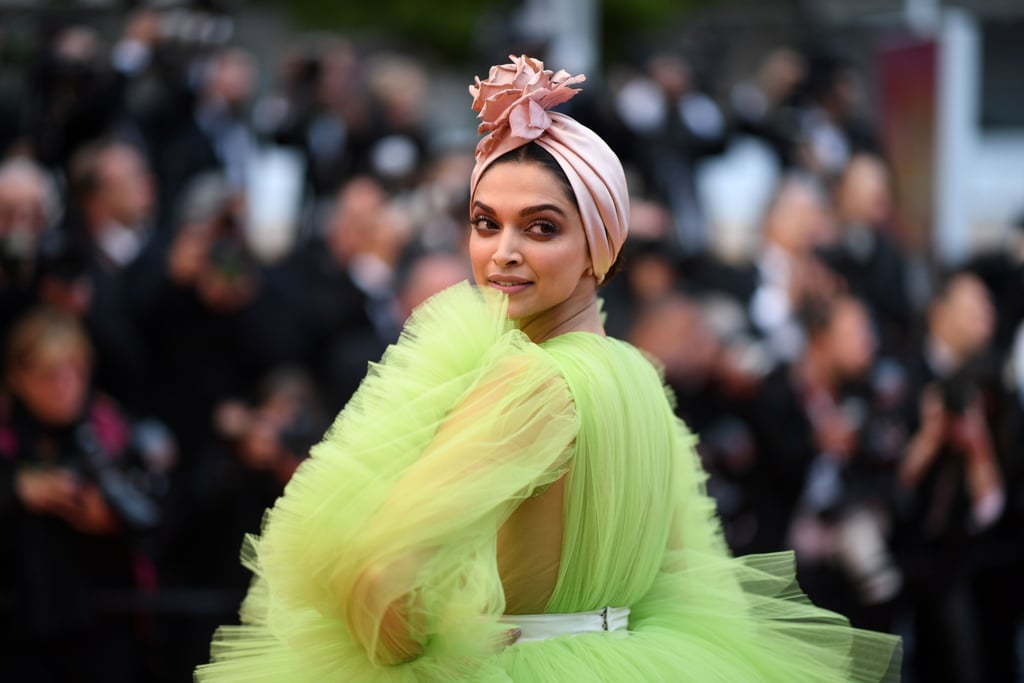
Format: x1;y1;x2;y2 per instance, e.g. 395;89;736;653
488;276;532;294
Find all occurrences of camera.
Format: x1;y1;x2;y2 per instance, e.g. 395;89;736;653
74;423;163;531
207;211;255;282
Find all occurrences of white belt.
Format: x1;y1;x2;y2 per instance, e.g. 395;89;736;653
498;606;630;643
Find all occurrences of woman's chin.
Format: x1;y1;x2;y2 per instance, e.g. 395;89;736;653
505;301;540;324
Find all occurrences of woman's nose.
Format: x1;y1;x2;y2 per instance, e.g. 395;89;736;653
492;228;522;267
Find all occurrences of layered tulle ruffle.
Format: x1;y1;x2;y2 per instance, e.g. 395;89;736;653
197;282;901;682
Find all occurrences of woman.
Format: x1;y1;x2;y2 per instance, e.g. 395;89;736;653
197;55;900;681
1;307;169;682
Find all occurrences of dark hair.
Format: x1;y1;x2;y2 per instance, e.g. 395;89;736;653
797;295;837;338
929;268;984;309
69;137;144;203
798;294;865;340
488;142;577;206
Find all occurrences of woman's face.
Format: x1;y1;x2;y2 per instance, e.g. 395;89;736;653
11;352;90;426
469;160;593;334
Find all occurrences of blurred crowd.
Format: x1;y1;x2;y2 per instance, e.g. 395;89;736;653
0;6;1022;683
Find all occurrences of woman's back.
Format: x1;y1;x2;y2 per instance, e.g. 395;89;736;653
540;333;683;613
497;333;683;615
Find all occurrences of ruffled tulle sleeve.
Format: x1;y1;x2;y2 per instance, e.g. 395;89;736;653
196;282;578;682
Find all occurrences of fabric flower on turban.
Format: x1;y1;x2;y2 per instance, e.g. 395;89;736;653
468;55;630;282
469;55;586;158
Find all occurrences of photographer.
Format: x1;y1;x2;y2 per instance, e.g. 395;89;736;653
748;293;903;630
0;307;174;682
165;172;258;315
150;365;327;680
896;270;1004;683
66;138;164;414
141;170;288;459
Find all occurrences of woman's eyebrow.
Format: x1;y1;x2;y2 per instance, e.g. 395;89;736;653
519;204;566;217
472;200;567;218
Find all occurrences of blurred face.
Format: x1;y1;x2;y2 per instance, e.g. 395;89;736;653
825;299;877;380
0;173;49;240
470;161;593;336
398;253;468;320
758;48;805;104
647;54;691;99
10;350;90;426
628;254;675;302
765;181;836;253
630;297;718;386
327;177;387;263
210;49;256;108
935;275;995;359
837;155;892;227
97;146;154;229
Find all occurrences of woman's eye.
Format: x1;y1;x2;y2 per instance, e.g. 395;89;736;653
472;216;498;232
527;221;558;237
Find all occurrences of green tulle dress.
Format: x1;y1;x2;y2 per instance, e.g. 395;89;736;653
196;282;901;682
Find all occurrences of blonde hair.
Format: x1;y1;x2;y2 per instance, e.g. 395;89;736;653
4;307;93;384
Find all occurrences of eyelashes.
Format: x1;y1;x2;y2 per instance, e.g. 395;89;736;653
470;216;559;238
471;216;498;232
527;220;558;236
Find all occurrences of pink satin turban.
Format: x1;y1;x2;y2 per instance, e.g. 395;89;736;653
469;55;629;282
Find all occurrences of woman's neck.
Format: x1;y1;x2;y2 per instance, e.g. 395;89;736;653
519;289;604;344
